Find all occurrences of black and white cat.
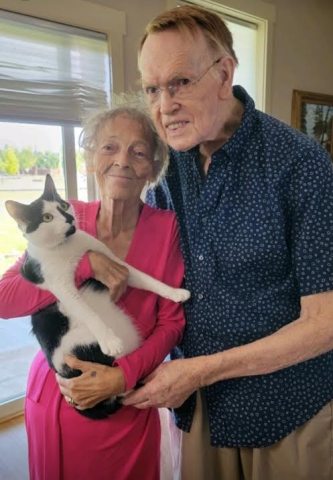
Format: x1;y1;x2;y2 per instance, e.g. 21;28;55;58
5;174;190;419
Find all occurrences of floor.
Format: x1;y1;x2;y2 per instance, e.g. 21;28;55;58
0;415;29;480
0;411;182;480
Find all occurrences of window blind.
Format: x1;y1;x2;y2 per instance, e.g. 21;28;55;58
0;10;111;124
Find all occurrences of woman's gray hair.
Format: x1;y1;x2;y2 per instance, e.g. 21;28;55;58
79;99;168;184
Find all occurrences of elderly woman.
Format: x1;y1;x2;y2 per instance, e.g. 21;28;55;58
0;106;185;480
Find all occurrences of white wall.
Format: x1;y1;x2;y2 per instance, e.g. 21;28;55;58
84;0;165;92
264;0;333;124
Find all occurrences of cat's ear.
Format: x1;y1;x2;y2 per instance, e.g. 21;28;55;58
5;200;29;227
43;174;57;200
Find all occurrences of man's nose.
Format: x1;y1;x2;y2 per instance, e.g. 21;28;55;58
159;88;179;115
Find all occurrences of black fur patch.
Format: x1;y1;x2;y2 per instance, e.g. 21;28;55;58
32;295;122;420
24;199;45;234
21;254;44;284
42;184;63;203
83;278;108;291
56;205;74;224
31;303;70;366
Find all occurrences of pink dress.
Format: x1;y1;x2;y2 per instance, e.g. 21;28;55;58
0;201;186;480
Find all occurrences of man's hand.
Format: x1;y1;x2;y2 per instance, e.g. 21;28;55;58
56;355;125;409
122;357;204;409
88;251;129;301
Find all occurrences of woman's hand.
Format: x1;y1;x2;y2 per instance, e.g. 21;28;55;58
56;355;125;409
88;251;129;301
122;357;204;409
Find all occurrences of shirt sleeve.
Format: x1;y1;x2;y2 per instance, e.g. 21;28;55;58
114;216;186;390
145;177;174;210
290;142;333;296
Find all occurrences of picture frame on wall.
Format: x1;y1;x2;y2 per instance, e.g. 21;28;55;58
291;89;333;158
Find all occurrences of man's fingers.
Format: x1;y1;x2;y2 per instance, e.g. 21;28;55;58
122;387;149;406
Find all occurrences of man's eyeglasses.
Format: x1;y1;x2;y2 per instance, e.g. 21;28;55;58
142;57;222;106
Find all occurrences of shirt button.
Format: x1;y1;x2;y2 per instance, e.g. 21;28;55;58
198;255;204;261
198;293;204;300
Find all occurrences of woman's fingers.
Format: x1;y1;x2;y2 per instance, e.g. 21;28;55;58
56;362;125;409
63;355;97;372
88;251;129;300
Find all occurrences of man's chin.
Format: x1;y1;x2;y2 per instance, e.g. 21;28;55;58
167;137;197;153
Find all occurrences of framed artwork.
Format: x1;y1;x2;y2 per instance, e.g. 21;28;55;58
291;89;333;158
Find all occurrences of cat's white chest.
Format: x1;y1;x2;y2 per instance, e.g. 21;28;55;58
29;231;92;282
52;286;142;371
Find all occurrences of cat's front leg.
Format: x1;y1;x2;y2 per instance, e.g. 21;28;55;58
88;238;191;302
78;231;191;303
99;252;191;303
92;323;124;357
126;266;191;303
78;232;119;262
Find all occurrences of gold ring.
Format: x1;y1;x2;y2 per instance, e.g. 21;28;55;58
68;397;76;406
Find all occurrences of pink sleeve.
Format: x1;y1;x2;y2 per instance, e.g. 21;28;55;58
0;253;94;319
115;216;186;390
0;255;56;318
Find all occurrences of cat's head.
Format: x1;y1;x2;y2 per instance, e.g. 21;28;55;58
5;174;76;249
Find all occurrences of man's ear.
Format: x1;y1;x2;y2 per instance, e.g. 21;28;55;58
217;56;236;99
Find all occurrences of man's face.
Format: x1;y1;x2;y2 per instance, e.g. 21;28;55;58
139;29;226;152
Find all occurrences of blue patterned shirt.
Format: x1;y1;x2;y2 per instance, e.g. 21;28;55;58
146;86;333;447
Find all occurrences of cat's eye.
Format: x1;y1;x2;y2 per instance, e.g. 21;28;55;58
43;213;54;222
60;201;69;211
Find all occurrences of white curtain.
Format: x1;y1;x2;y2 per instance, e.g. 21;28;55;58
0;10;111;124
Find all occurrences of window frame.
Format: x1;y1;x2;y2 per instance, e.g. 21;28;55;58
0;0;125;422
170;0;276;113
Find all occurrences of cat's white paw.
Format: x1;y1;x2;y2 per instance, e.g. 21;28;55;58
167;288;191;303
98;333;124;357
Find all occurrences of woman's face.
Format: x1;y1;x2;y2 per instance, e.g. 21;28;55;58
94;115;154;202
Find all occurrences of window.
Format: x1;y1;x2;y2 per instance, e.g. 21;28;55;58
0;122;86;416
225;18;258;103
0;1;124;419
177;0;276;112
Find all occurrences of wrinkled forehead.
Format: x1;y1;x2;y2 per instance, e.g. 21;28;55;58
97;115;148;141
139;28;212;79
96;114;154;155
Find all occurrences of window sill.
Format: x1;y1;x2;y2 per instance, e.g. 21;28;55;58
0;396;24;424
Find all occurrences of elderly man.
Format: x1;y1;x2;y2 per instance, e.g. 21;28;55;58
123;5;333;480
